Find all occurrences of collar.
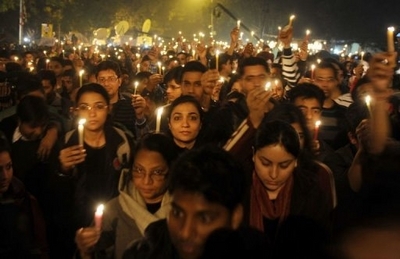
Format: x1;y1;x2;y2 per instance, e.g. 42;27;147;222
12;126;30;143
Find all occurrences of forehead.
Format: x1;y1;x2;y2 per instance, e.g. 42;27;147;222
97;69;118;77
294;97;321;107
242;65;268;76
182;71;202;81
171;190;228;214
171;102;199;114
315;67;335;77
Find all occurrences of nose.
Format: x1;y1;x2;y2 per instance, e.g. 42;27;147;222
269;166;278;180
179;217;194;240
142;174;153;185
182;118;189;127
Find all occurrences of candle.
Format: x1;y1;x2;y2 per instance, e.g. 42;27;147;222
387;26;395;52
78;118;86;146
313;120;321;141
305;30;311;41
365;95;372;116
360;51;365;61
215;50;220;71
46;59;50;69
162;66;165;75
157;61;162;74
310;64;316;80
237;20;241;29
134;81;138;95
79;70;84;87
94;204;104;229
265;81;271;91
288;15;295;27
155;107;164;133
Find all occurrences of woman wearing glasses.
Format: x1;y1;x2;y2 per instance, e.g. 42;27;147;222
74;133;178;259
59;83;133;232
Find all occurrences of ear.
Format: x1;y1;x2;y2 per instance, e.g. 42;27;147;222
231;204;244;230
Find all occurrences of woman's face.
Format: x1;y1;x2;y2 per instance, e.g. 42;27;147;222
132;149;168;204
169;102;201;149
166;79;182;103
253;143;297;200
76;92;109;132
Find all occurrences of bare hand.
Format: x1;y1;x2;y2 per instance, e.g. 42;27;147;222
366;51;397;92
201;70;220;96
131;94;146;117
75;227;101;255
38;127;58;161
59;145;86;172
246;87;274;128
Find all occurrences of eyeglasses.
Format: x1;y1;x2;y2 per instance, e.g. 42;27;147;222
132;166;168;181
97;76;119;84
75;103;108;111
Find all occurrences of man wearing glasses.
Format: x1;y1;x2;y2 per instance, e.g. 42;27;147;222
96;60;148;139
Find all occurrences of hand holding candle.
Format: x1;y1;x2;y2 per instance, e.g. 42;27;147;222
155;107;164;133
78;118;86;146
94;204;104;229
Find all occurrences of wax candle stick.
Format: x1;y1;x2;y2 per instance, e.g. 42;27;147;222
215;50;220;71
237;20;241;29
310;64;316;80
314;120;321;141
365;95;372;117
78;118;86;146
94;204;104;229
157;61;162;74
387;26;395;52
155;107;164;133
288;15;295;27
79;70;84;87
305;30;311;41
134;81;138;95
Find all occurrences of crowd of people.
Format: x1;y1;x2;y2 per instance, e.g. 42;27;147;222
1;21;400;259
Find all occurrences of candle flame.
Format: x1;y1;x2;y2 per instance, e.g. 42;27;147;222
306;29;310;35
365;95;371;106
388;26;395;32
311;64;316;70
315;120;321;127
79;70;84;76
78;118;86;126
96;204;104;215
157;107;164;117
265;82;271;91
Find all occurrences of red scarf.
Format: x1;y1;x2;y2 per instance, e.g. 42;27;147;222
249;171;294;232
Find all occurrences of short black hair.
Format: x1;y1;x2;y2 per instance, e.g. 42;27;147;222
17;95;50;127
238;57;270;77
95;60;121;78
75;83;110;105
163;66;183;85
288;83;325;108
180;61;207;82
37;70;57;87
168;144;246;211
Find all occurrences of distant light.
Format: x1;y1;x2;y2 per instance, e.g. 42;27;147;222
23;37;30;43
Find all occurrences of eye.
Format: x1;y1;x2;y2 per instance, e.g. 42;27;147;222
173;115;181;121
189;115;198;121
279;162;292;169
199;213;213;224
152;169;164;175
171;207;183;218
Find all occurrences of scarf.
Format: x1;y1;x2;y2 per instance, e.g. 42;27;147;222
249;171;294;233
118;180;172;235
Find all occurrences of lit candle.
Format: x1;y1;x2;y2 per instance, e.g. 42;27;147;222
46;59;50;69
78;45;82;57
94;204;104;229
162;66;165;75
155;107;164;133
314;120;321;141
44;50;47;56
265;81;271;91
136;63;140;72
215;50;220;71
310;64;316;80
365;95;372;116
134;81;138;95
78;118;86;146
157;61;162;74
79;69;84;87
387;26;395;52
360;51;365;61
237;20;241;29
288;15;295;27
305;30;311;41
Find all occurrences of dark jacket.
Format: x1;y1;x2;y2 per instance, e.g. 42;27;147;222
0;177;49;259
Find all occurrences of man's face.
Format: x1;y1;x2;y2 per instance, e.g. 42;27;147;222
97;69;121;100
168;190;234;259
222;60;232;74
0;151;13;194
240;65;269;95
177;54;187;65
181;71;203;102
313;67;338;98
293;97;322;131
19;122;44;141
48;61;63;77
41;79;54;97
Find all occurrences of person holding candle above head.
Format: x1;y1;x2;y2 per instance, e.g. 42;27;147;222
59;83;133;233
75;133;178;259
